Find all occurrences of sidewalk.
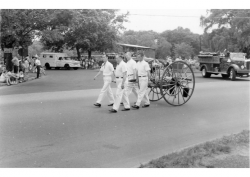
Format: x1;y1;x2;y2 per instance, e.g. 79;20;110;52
0;72;37;87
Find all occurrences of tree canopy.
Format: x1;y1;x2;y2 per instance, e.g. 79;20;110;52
200;9;250;57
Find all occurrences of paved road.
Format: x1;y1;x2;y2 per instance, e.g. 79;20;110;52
0;69;249;167
2;69;248;96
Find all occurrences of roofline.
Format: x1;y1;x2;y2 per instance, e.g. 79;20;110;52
117;43;153;49
40;52;67;54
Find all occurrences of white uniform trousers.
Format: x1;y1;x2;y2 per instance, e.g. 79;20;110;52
113;78;127;111
96;76;115;104
135;77;150;106
122;81;139;109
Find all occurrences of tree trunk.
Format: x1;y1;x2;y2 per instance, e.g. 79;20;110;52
76;45;81;60
88;50;92;59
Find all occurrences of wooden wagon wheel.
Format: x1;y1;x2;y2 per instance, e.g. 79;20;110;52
148;64;165;101
160;61;195;106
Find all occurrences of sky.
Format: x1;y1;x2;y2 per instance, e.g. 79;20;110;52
119;9;208;34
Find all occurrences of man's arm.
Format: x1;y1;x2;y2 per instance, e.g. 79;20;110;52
121;71;127;89
94;70;101;80
147;70;151;81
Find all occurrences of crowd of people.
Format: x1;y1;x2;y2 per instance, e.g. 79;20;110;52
82;57;99;69
0;54;45;86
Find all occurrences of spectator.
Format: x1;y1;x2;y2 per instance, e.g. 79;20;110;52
30;56;35;72
0;69;12;86
7;71;19;85
19;71;24;83
24;58;29;79
11;56;19;73
34;55;41;79
85;59;88;69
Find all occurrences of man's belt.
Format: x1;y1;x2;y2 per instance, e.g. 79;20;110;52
128;74;134;76
116;77;123;79
139;76;147;77
128;79;136;82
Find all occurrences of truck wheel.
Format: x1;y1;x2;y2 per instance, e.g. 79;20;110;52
221;74;230;78
73;67;78;70
45;63;51;70
229;68;236;81
201;67;211;78
64;64;70;70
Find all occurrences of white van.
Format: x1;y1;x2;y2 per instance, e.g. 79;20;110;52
40;52;81;70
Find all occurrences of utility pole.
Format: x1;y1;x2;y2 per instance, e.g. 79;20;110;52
199;35;202;51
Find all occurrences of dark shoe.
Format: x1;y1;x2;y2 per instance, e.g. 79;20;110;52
142;104;150;108
132;105;140;109
121;108;130;111
120;103;124;105
94;103;101;107
108;103;114;106
109;109;117;113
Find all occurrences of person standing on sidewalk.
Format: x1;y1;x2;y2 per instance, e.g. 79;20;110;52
121;52;139;111
109;54;127;113
93;54;115;107
11;56;19;74
132;51;151;109
34;55;41;79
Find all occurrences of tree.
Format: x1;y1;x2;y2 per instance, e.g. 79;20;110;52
40;9;128;59
160;27;200;57
1;9;50;50
28;41;44;56
155;37;172;59
200;9;250;57
121;30;158;49
174;42;194;59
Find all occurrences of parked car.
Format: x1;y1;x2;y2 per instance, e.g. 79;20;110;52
40;52;81;70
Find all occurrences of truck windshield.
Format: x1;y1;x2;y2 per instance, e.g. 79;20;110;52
230;53;245;60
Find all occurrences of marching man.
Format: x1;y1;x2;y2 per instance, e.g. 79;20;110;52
121;52;139;111
109;54;127;113
93;54;115;107
132;51;151;109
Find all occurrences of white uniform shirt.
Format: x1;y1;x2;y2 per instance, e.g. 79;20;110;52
136;59;150;76
100;61;114;76
35;59;41;66
126;58;137;76
115;60;127;77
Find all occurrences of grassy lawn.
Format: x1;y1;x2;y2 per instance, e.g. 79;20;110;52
139;130;249;168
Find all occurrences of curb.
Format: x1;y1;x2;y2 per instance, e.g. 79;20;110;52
0;76;37;87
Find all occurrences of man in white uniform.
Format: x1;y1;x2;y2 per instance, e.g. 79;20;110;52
121;52;139;111
132;51;151;109
93;55;115;107
109;54;128;113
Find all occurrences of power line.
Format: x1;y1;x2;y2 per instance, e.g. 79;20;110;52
129;14;250;18
129;14;200;17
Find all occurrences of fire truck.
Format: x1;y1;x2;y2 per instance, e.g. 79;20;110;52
198;52;250;81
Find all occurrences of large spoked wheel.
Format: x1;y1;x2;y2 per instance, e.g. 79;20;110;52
148;82;162;101
148;65;166;101
160;61;195;106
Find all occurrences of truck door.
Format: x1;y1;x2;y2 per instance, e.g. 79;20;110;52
56;56;62;67
220;58;230;73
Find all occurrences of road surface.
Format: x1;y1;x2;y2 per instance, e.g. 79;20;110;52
0;69;249;167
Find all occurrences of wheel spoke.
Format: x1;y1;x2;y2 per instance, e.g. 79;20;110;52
179;87;186;103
